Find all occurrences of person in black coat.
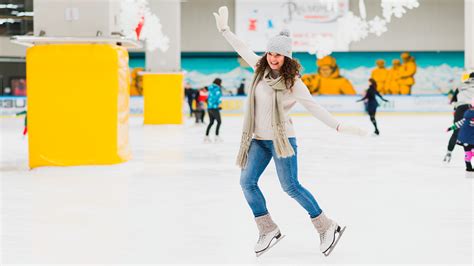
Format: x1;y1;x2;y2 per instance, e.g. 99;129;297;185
357;78;388;136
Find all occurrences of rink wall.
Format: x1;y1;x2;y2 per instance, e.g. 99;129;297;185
1;95;452;117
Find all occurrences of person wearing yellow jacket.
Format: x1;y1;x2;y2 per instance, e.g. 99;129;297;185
399;52;417;95
302;55;356;95
370;59;389;94
384;59;401;94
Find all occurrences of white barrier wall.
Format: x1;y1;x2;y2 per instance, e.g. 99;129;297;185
0;97;27;116
136;95;454;114
206;95;453;114
1;95;453;117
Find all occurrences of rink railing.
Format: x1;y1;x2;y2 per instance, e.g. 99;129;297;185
0;95;453;117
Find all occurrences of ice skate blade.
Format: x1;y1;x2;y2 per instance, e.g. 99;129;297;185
255;234;285;257
323;226;346;257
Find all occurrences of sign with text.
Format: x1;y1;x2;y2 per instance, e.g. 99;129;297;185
235;0;349;52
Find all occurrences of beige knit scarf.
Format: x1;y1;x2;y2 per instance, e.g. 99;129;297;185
236;68;295;169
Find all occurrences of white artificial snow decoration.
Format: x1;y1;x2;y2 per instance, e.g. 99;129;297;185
368;16;388;36
139;10;170;52
309;35;336;59
119;0;169;52
118;0;143;38
337;11;369;46
381;0;420;22
309;0;419;58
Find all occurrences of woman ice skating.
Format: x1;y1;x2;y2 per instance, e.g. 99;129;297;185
204;78;223;143
444;72;474;163
357;78;389;136
446;97;474;177
213;6;367;257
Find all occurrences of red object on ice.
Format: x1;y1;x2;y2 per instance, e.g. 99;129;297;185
135;16;145;39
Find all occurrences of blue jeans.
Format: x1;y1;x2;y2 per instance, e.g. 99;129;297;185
240;138;323;218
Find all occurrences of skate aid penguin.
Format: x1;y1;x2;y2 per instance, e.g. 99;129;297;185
213;6;366;257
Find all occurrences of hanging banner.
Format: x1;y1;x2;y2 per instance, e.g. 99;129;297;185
235;0;350;52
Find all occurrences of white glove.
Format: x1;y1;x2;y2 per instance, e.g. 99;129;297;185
337;123;368;137
213;6;230;32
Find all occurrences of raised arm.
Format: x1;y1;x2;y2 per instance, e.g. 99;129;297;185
291;79;340;129
292;79;367;136
222;31;260;69
213;6;260;69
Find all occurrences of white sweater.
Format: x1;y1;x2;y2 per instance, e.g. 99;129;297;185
223;30;340;140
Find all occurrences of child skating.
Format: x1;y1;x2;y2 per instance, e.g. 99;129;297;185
446;97;474;177
444;72;474;163
195;87;208;124
213;6;367;257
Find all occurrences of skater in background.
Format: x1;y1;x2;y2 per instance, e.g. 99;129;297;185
446;97;474;177
184;84;197;118
213;6;366;257
237;78;246;96
195;87;208;124
444;72;474;163
357;78;388;136
204;78;223;143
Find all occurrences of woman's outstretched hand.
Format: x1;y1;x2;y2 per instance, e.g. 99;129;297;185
337;124;368;136
213;6;230;32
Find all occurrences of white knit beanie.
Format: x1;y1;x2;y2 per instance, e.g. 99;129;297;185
266;30;292;59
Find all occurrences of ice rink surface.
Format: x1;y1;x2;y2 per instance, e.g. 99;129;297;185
1;114;472;264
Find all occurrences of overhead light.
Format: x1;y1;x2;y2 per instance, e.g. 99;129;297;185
0;18;19;25
0;4;20;9
15;12;34;17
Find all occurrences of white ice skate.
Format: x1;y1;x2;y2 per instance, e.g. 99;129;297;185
465;171;474;178
214;136;223;143
255;227;285;257
320;223;346;257
203;136;212;143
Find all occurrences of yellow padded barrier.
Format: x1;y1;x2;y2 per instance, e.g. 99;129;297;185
143;73;184;124
27;44;131;168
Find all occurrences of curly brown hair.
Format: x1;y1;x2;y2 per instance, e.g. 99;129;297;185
253;54;302;90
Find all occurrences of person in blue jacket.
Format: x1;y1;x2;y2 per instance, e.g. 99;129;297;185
357;78;389;136
446;98;474;176
204;78;223;142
